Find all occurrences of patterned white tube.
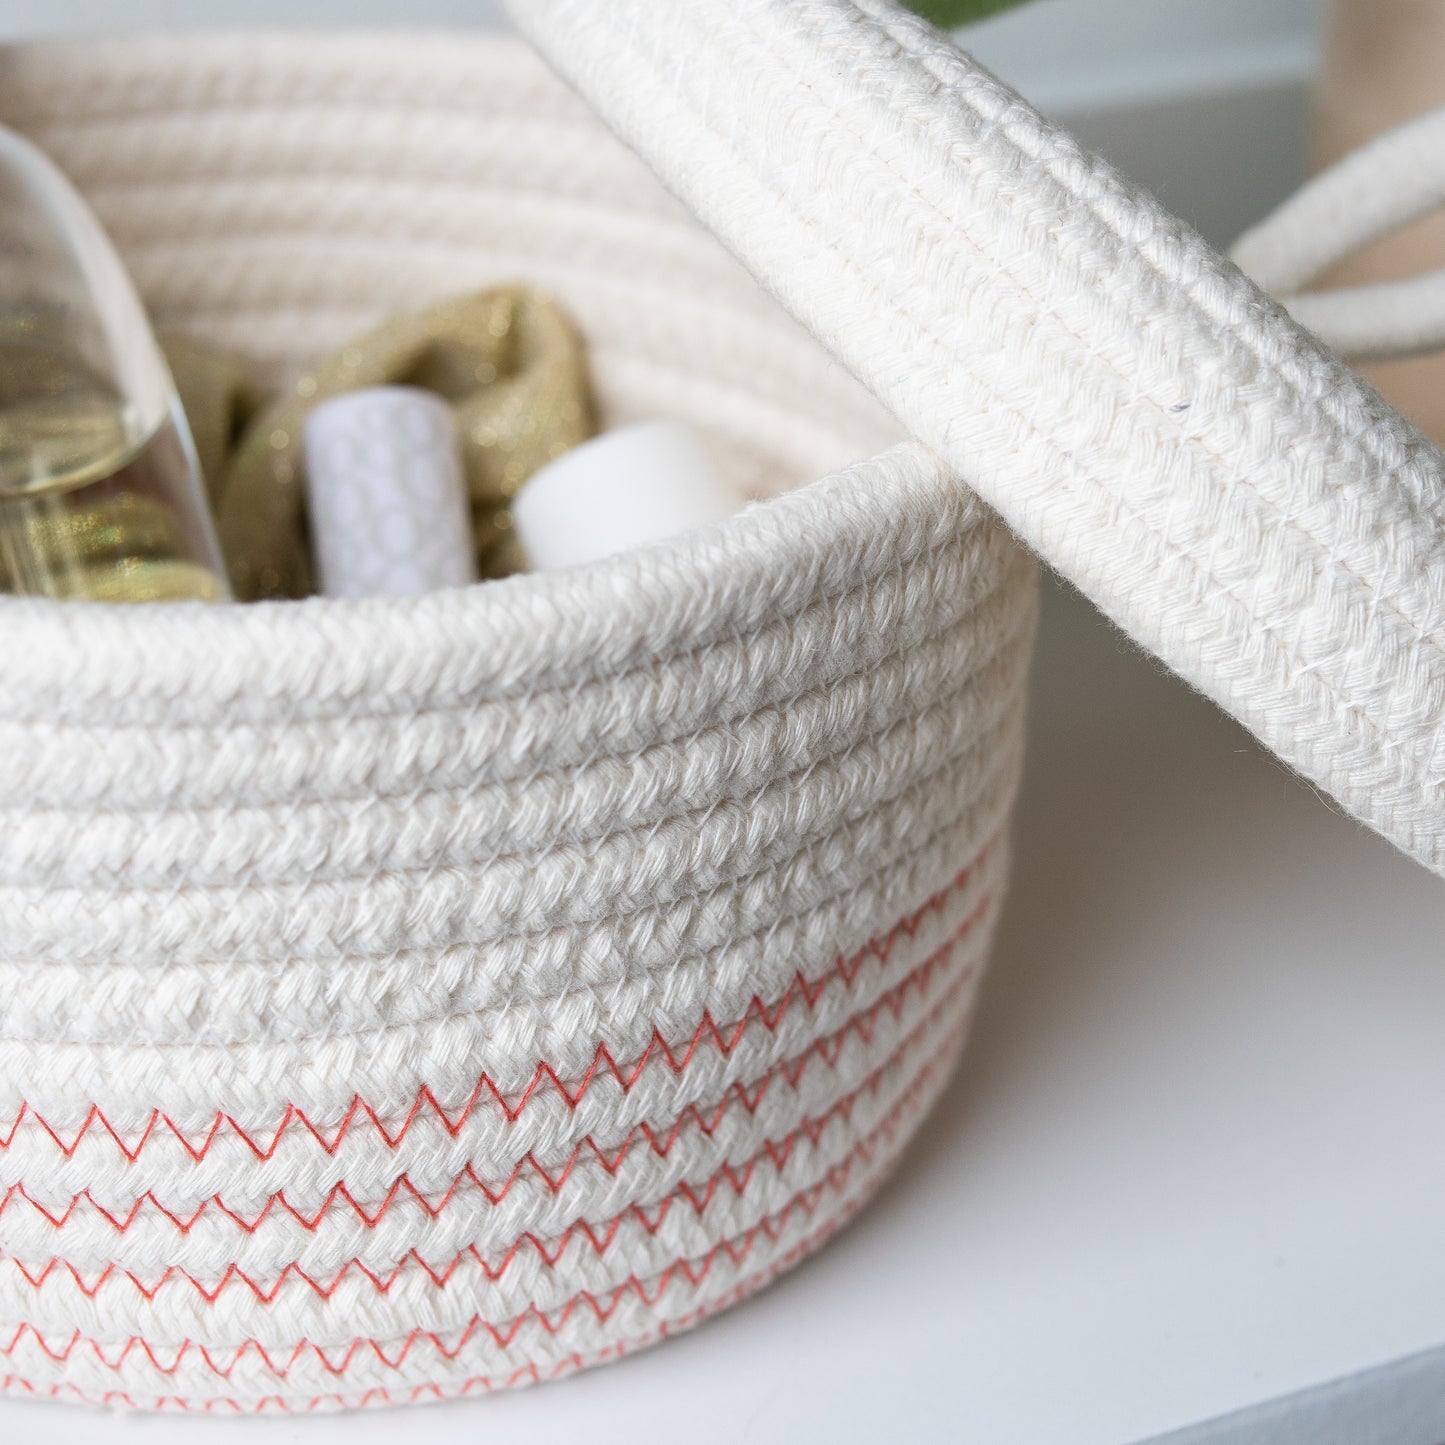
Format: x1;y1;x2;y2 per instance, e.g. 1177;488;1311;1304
303;385;477;597
513;420;742;570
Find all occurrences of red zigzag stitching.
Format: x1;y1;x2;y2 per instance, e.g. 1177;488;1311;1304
0;1195;866;1413
2;894;988;1239
0;1042;949;1378
2;983;969;1304
0;843;993;1164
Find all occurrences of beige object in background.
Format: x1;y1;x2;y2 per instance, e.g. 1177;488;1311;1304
1317;0;1445;438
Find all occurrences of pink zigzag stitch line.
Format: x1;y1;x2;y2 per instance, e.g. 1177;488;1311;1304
0;1042;947;1378
1;845;993;1163
1;895;985;1237
2;1005;966;1304
0;1195;867;1412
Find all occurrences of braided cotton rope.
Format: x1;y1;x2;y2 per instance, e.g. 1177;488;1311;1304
1233;105;1445;362
0;32;1035;1411
503;0;1445;878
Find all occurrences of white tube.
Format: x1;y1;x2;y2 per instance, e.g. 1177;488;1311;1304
303;385;477;597
512;420;741;570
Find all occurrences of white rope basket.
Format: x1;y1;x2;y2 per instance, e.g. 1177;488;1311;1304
0;29;1036;1411
8;0;1444;1417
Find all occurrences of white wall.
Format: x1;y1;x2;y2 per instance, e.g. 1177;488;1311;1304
0;0;1322;112
964;0;1320;112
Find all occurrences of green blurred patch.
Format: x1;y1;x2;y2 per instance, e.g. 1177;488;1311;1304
905;0;1031;26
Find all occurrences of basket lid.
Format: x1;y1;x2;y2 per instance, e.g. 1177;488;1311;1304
502;0;1445;877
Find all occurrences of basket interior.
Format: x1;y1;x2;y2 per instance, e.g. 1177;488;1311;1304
0;29;901;516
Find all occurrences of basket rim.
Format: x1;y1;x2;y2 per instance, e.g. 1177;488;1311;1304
0;441;967;719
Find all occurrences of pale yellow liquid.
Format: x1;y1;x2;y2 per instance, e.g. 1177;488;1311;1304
0;343;226;602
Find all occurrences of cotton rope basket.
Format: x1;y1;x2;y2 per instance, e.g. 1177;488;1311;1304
0;22;1035;1413
3;0;1445;1419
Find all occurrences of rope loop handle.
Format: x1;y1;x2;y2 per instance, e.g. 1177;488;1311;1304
1233;106;1445;362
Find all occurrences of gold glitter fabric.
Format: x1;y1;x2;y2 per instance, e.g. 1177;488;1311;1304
161;329;263;513
209;287;596;600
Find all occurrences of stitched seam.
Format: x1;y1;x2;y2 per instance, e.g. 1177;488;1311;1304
0;1248;800;1407
1;960;965;1237
2;1008;961;1300
0;1040;942;1363
0;1209;859;1402
0;882;994;1158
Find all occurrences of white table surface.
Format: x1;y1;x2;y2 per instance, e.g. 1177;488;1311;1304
10;574;1445;1445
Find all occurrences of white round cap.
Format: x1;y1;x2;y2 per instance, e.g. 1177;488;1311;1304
513;420;740;571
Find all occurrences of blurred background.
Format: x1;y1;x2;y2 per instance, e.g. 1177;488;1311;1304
0;0;1324;254
23;0;1445;445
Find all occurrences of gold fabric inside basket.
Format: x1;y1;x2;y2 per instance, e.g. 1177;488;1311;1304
167;286;596;601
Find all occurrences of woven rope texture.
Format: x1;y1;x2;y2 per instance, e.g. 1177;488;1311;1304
504;0;1445;877
0;32;1036;1411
